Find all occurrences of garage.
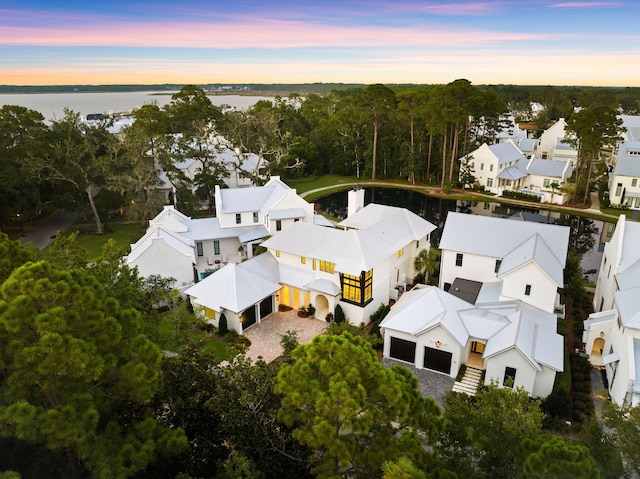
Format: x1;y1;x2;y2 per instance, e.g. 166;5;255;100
389;337;416;364
259;296;273;319
242;305;257;329
423;347;452;374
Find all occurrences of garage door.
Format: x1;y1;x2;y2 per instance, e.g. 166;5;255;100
423;347;452;374
259;296;273;319
389;337;416;364
242;306;257;329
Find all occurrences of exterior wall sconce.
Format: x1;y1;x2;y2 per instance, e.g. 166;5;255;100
599;331;605;337
435;340;442;348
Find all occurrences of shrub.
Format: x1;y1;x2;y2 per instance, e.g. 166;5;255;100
280;330;299;358
219;313;228;335
334;304;346;324
503;190;542;203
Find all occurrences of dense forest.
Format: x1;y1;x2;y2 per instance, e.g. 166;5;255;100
2;81;637;233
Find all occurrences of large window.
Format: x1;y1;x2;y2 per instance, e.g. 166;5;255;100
214;240;220;255
455;253;463;267
341;269;373;306
196;241;203;257
487;178;494;187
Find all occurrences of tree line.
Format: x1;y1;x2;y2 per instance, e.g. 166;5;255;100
2;81;637;235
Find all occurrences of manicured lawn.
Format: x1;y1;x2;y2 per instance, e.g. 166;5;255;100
67;222;146;261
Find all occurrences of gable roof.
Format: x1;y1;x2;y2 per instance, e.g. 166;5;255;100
185;252;281;313
613;141;640;177
380;285;563;371
461;140;526;165
523;157;568;178
439;212;569;268
498;233;564;285
615;287;640;329
127;225;195;264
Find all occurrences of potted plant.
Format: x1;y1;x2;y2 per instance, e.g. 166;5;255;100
307;303;316;318
297;305;309;318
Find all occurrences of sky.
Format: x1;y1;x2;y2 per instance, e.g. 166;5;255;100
1;0;639;87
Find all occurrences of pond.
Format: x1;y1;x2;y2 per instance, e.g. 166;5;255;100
315;187;609;284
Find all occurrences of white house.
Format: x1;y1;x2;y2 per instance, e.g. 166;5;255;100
608;116;640;210
460;140;528;194
460;140;572;204
438;212;570;315
186;188;437;329
583;215;640;405
537;118;577;163
378;212;569;398
127;177;321;286
379;284;564;398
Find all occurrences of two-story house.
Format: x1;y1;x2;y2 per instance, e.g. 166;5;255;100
127;177;320;287
608;115;640;210
379;212;569;398
185;188;436;332
583;215;640;405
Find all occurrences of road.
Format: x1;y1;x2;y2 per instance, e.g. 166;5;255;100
18;209;79;250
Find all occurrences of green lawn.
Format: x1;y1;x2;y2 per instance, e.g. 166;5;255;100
66;222;146;261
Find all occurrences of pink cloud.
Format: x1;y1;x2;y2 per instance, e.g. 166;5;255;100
548;2;623;7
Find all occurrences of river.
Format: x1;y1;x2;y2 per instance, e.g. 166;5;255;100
0;91;271;121
315;186;607;284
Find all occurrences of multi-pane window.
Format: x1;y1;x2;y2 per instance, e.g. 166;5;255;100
455;253;463;267
276;250;281;257
196;241;203;257
616;183;623;196
543;178;550;188
489;164;494;172
480;163;484;170
503;367;517;387
214;240;220;255
487;178;494;187
235;213;241;224
341;270;373;305
319;260;335;274
633;178;638;187
397;248;404;257
253;211;259;223
301;256;306;264
525;284;532;296
276;220;282;231
312;259;317;270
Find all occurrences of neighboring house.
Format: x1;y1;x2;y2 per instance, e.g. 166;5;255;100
460;141;571;204
378;212;569;398
537;118;578;163
187;187;437;329
438;212;569;316
379;284;563;398
127;177;321;286
518;157;572;204
460;140;528;194
583;215;640;405
608;116;640;210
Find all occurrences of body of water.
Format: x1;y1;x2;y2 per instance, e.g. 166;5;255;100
0;91;271;121
316;187;605;283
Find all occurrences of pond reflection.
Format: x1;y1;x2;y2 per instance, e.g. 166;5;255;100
315;187;605;283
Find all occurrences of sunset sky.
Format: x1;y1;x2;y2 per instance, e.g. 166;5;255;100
1;0;638;87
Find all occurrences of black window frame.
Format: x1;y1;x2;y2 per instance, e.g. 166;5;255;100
196;241;203;257
503;366;517;387
455;253;463;267
524;284;531;296
235;213;241;224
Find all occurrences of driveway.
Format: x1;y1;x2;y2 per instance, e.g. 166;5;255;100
243;309;328;362
18;209;79;249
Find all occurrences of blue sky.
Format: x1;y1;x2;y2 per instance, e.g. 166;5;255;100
1;1;637;86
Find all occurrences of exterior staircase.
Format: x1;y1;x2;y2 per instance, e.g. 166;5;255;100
452;367;483;396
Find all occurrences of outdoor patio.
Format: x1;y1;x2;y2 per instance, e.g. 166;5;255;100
243;309;328;362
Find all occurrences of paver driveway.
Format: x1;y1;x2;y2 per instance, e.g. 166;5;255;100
243;309;328;363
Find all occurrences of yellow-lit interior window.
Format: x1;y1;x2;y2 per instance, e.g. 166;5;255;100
301;256;306;264
320;260;335;274
205;307;216;319
397;248;404;257
276;250;281;257
312;259;317;270
341;269;373;304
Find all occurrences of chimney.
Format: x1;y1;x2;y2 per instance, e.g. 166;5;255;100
347;184;365;217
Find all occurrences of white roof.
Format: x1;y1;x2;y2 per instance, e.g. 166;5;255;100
380;285;563;371
498;233;565;285
618;219;640;274
497;165;528;180
613;142;640;177
313;214;335;227
269;208;305;220
218;176;293;214
185;252;281;314
338;203;436;242
262;204;435;276
439;212;570;268
127;225;195;264
615;287;640;329
523;157;567;178
485;140;527;165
